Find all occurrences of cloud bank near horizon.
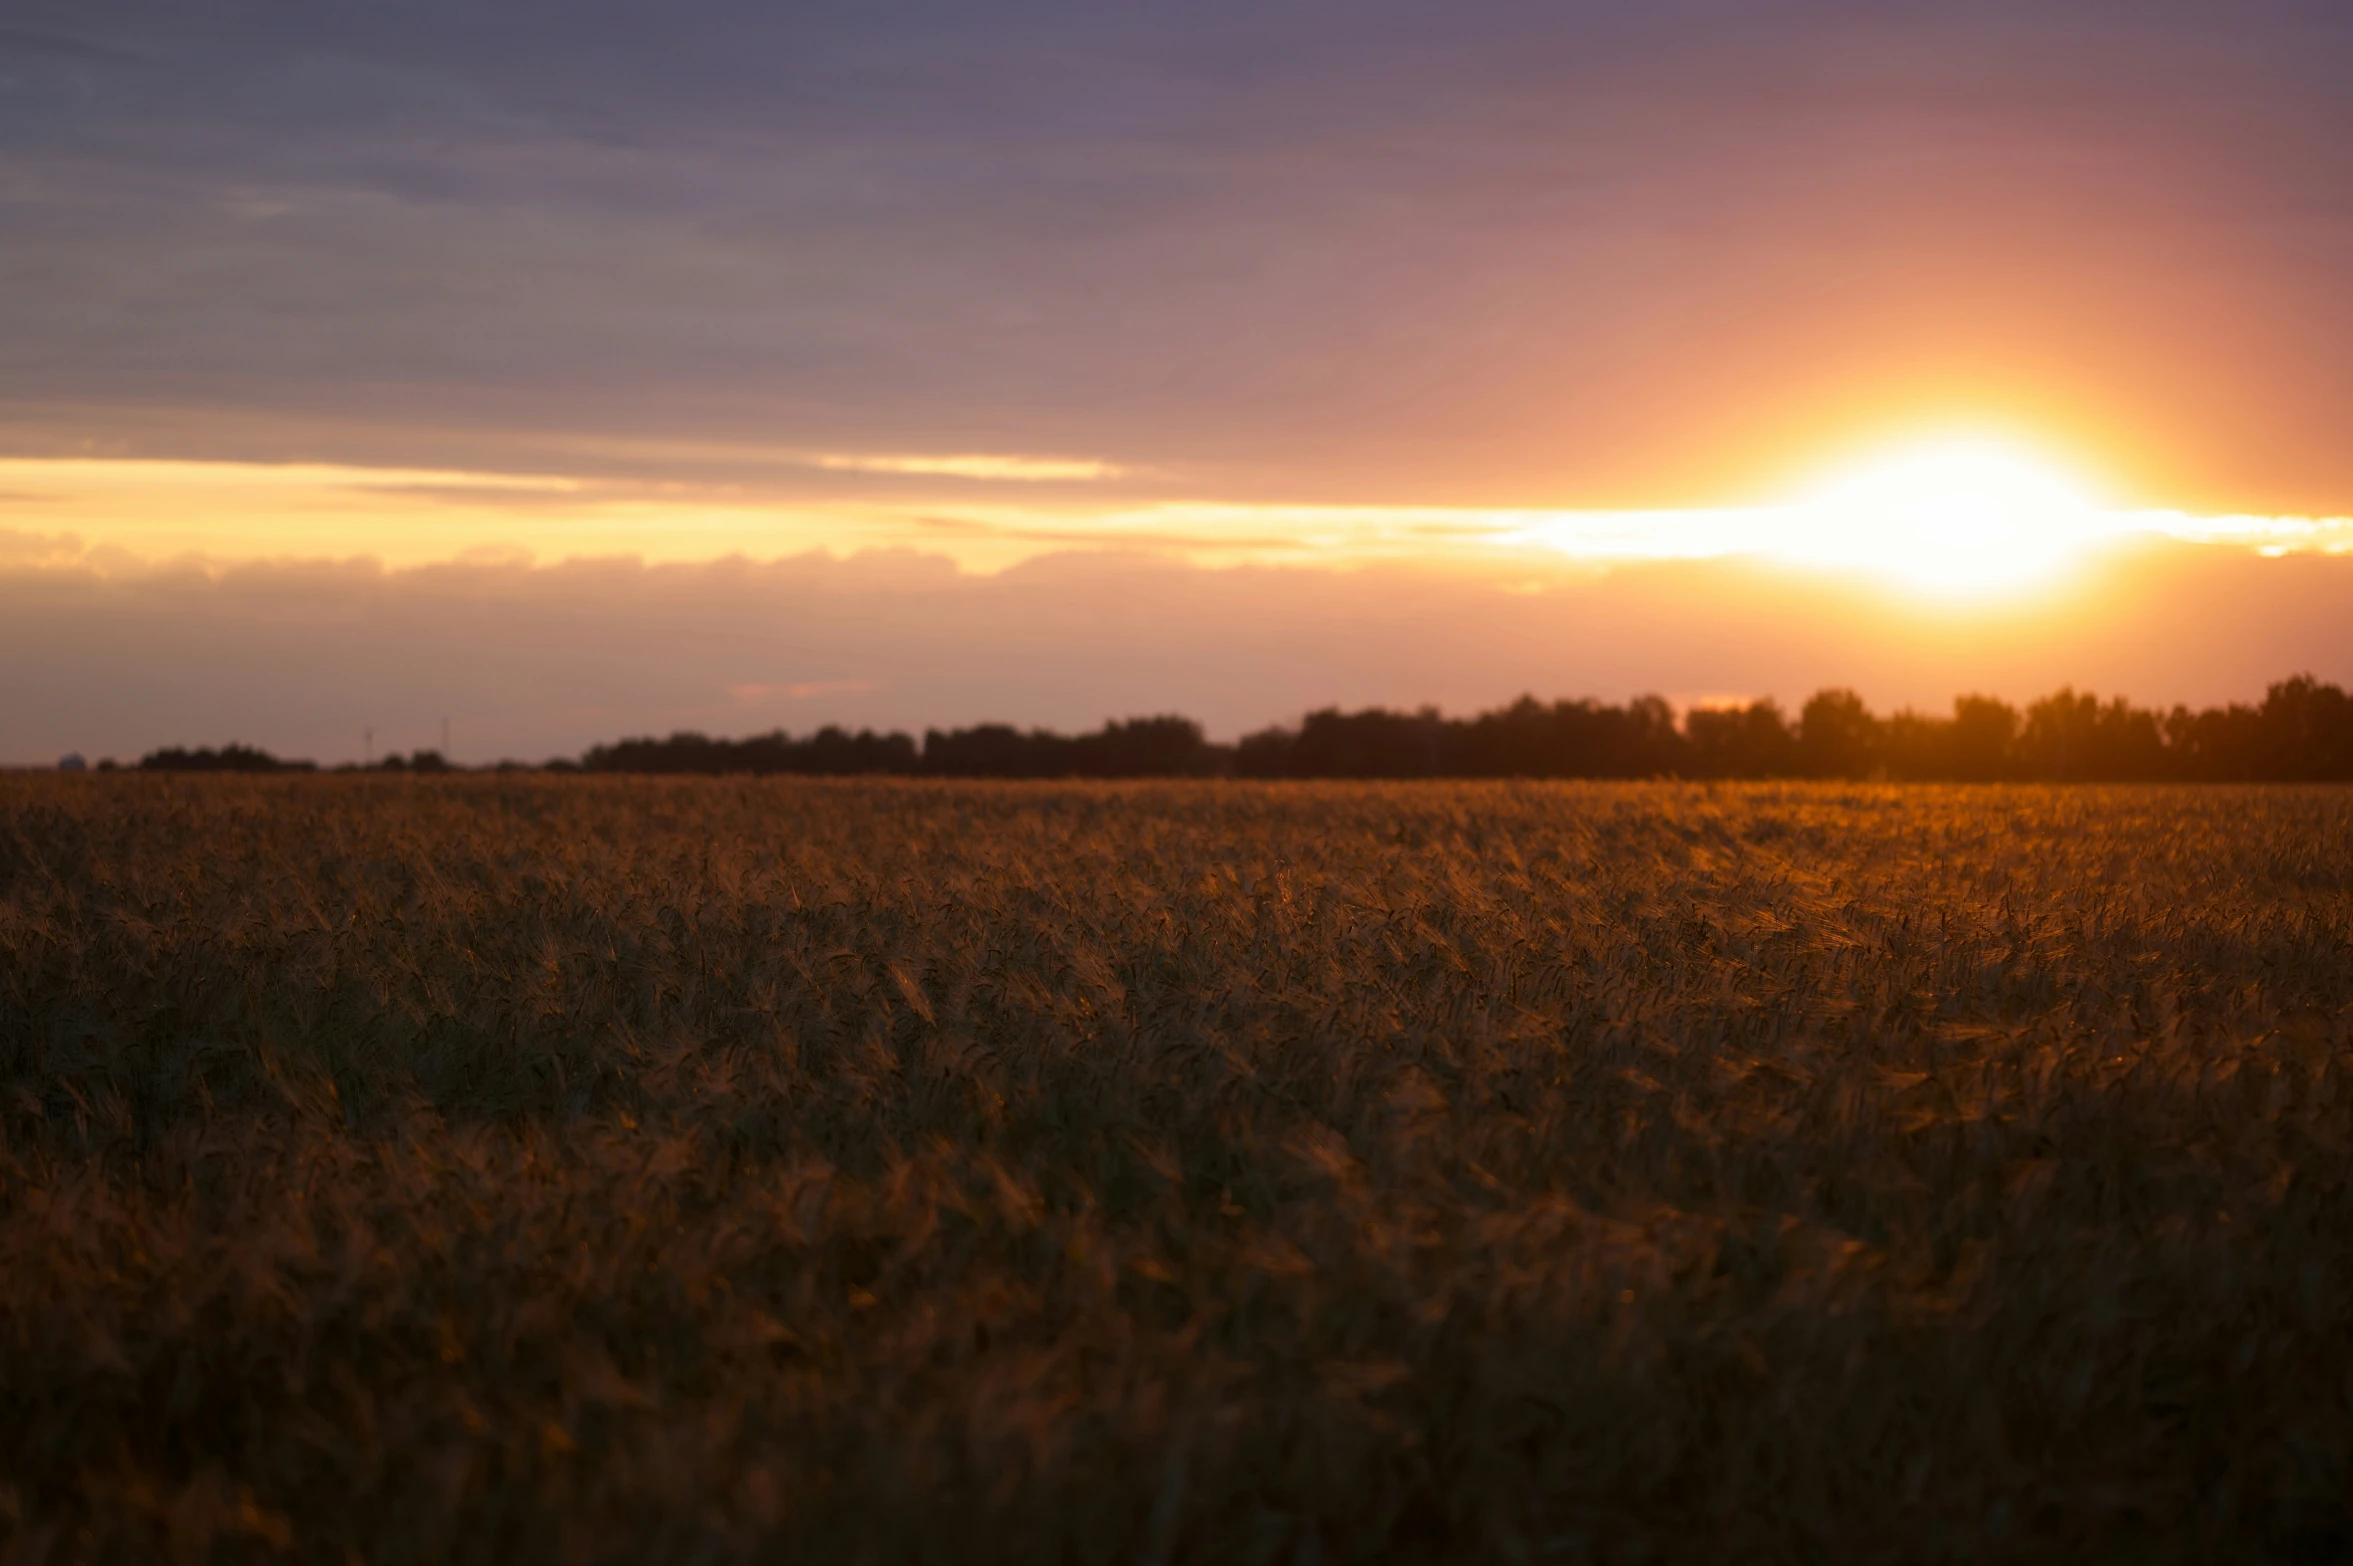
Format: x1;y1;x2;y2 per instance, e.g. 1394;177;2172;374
7;540;2352;768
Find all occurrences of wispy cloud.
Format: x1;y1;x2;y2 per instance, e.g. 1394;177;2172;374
9;453;2353;587
0;459;580;495
2132;510;2353;556
810;453;1130;482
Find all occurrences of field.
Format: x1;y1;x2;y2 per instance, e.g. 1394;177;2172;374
3;777;2350;1563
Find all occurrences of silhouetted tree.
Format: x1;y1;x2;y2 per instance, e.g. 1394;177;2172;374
1798;689;1879;779
1234;725;1298;779
1451;696;1558;776
1876;697;2021;781
800;726;922;774
2018;690;2166;781
920;724;1069;778
1288;707;1449;778
2163;701;2264;781
2253;675;2353;780
1067;716;1222;777
583;727;919;775
1684;700;1796;778
1880;710;1949;781
1948;696;2021;782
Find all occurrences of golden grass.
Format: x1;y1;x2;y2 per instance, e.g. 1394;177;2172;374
2;777;2349;1562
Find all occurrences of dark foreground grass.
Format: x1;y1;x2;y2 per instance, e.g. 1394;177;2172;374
2;776;2350;1563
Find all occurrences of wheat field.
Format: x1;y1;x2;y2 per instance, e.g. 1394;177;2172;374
2;776;2349;1562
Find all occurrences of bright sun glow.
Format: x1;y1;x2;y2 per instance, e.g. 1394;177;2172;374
12;443;2353;584
1775;436;2115;595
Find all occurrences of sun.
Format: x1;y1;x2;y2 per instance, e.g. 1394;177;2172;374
1772;435;2116;596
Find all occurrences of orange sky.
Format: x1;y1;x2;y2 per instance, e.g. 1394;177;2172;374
5;3;2353;758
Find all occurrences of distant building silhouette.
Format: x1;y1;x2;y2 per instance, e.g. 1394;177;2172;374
58;753;87;772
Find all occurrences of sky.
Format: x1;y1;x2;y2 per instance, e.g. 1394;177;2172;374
6;1;2353;762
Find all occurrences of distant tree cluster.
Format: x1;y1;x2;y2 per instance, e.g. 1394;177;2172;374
137;744;317;774
580;727;920;776
1235;697;1686;779
1235;676;2353;782
921;717;1224;778
581;717;1223;779
123;675;2353;782
361;750;454;774
132;745;455;774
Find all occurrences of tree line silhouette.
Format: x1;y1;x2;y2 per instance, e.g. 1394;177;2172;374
123;675;2353;781
129;745;446;774
133;744;318;774
573;716;1222;779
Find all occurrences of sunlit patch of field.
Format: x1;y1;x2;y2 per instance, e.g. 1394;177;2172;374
2;778;2349;1562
